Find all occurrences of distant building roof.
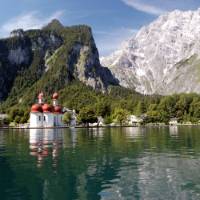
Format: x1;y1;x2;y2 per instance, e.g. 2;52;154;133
0;114;8;119
170;118;178;121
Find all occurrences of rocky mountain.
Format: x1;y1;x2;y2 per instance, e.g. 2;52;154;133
101;9;200;95
0;20;118;108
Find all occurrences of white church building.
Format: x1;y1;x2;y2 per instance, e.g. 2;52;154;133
30;92;64;128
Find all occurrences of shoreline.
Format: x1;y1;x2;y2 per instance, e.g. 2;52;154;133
1;124;200;130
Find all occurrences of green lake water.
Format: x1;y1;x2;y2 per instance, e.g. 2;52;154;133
1;126;200;200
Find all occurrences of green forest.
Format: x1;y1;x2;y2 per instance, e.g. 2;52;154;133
0;21;200;126
4;81;200;126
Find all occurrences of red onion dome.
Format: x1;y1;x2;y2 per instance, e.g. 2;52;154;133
42;104;52;113
52;92;59;99
31;104;43;113
54;105;62;114
38;92;44;99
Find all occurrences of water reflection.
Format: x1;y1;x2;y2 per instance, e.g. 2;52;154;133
2;127;200;200
123;127;144;139
29;129;64;168
88;128;104;139
70;127;77;148
169;125;178;137
98;155;200;200
0;130;4;147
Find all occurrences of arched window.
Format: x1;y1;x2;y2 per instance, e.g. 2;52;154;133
44;116;46;121
54;116;57;126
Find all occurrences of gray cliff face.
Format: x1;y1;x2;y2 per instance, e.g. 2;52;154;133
0;20;118;101
101;9;200;95
0;29;63;100
72;44;118;91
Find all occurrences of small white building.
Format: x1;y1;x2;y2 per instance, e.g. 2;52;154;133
97;116;104;126
169;118;178;126
88;117;105;127
30;92;64;128
128;115;143;126
70;110;77;127
63;108;77;127
0;114;8;120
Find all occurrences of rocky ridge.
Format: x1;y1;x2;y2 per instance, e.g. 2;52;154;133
0;20;118;107
101;9;200;95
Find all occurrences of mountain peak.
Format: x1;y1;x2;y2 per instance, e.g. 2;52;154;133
101;9;200;95
43;19;64;31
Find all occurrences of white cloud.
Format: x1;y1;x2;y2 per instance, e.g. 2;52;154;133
121;0;166;15
94;27;138;56
0;10;64;37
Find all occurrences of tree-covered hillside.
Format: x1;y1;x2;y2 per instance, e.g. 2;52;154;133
0;20;117;110
5;78;200;125
1;20;200;125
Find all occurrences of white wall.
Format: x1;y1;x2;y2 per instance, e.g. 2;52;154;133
43;113;54;128
70;119;76;127
58;114;63;126
30;112;64;128
30;113;43;128
54;114;63;127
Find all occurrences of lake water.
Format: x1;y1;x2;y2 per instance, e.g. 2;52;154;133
1;127;200;200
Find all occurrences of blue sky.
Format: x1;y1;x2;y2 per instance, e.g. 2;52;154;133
1;0;200;56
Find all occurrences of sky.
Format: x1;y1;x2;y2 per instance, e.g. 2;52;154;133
1;0;200;56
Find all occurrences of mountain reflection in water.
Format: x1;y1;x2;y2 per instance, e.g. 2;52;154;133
1;127;200;200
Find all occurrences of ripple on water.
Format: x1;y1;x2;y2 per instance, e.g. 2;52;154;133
1;127;200;200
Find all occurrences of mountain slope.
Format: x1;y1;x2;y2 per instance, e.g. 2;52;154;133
0;20;118;108
101;9;200;95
